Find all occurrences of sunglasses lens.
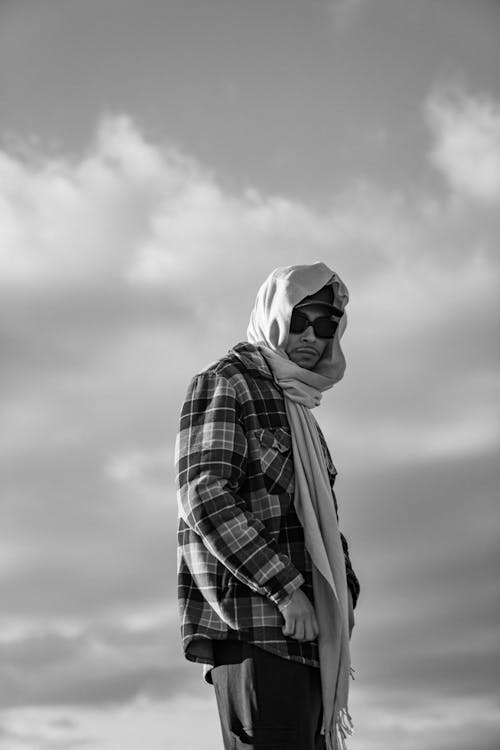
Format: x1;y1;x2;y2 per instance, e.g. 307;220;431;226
289;311;339;338
289;311;308;333
315;318;338;338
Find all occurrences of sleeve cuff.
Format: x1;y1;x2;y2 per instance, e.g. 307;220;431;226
265;563;305;606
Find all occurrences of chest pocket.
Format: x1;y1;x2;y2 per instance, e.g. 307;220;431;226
255;427;295;496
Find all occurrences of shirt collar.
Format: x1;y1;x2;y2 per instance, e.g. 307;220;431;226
230;341;274;381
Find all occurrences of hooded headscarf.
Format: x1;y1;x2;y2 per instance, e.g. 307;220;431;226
247;262;348;389
247;262;353;750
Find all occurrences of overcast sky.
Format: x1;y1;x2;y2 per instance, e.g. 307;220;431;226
1;1;499;749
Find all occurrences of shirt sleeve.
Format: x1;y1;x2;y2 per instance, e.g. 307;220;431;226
175;370;304;605
340;532;361;609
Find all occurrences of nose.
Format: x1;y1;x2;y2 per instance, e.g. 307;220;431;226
300;324;316;342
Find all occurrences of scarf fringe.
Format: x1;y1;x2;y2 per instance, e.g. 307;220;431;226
326;708;354;750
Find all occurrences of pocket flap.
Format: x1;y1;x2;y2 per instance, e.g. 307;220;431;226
255;427;292;454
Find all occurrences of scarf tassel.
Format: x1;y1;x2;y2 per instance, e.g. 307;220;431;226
326;708;354;750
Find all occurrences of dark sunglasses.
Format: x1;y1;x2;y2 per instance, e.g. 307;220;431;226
289;310;340;339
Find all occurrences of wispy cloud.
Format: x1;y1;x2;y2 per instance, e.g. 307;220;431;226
426;83;500;202
0;696;221;750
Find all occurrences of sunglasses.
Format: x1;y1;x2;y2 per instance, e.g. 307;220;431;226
289;309;340;339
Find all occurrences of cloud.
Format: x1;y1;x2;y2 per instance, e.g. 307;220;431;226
426;84;500;202
0;696;222;750
1;111;499;749
0;115;190;286
349;690;500;750
0;609;192;709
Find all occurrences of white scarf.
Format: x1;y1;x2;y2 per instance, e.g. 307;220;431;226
247;262;353;750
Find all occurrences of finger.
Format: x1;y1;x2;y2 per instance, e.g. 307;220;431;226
282;617;295;637
306;618;319;641
311;615;319;640
293;623;305;641
304;624;314;642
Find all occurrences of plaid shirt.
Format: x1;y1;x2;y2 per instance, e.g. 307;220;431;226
175;342;360;674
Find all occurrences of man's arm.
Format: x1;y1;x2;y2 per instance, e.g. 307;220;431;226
175;370;304;606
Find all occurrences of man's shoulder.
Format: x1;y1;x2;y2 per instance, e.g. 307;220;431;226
192;342;272;386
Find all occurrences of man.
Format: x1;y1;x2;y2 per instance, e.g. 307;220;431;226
175;262;360;750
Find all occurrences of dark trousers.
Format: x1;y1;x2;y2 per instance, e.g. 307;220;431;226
211;640;325;750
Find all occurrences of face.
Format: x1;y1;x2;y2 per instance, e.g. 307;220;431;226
285;304;331;370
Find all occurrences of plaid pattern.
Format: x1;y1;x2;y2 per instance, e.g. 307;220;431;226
175;342;360;671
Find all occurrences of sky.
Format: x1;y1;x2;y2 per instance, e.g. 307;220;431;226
1;1;499;748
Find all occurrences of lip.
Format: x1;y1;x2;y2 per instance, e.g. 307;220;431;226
295;347;318;355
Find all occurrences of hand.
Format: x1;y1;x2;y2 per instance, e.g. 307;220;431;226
348;589;355;639
278;588;319;642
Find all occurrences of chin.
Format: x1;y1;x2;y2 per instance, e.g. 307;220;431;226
292;354;319;370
